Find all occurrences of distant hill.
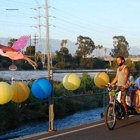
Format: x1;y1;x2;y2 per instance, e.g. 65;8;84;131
0;37;136;57
0;37;76;55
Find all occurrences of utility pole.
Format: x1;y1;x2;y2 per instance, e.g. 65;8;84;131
46;0;54;131
34;33;38;62
30;34;32;56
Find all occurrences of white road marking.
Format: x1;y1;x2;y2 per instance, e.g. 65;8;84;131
38;122;105;140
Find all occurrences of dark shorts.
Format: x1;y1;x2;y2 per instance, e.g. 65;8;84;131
117;86;128;101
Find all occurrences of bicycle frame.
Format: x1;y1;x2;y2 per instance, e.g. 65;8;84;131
104;85;125;130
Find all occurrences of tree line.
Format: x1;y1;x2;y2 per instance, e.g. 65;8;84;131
0;35;134;70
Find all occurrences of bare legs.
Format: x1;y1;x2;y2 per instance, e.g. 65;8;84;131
121;88;128;113
135;90;140;107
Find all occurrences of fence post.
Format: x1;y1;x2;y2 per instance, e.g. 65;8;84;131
103;92;105;111
101;89;107;118
48;70;55;131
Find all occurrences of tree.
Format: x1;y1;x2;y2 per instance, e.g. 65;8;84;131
25;46;35;56
110;36;129;57
55;47;71;62
8;38;17;47
80;58;94;69
61;40;67;48
75;36;95;58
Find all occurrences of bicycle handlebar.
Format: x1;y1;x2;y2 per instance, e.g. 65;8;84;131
104;83;121;93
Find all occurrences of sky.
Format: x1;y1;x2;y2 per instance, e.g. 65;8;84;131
0;0;140;54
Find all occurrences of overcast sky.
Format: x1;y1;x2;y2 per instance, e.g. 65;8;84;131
0;0;140;53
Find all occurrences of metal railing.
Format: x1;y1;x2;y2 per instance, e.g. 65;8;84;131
48;69;112;131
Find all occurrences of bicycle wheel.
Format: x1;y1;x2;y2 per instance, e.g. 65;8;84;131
104;104;116;130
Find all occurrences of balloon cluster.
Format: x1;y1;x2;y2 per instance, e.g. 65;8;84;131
0;71;110;105
0;78;53;104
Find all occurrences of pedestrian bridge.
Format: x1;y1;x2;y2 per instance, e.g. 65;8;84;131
104;57;140;61
104;57;140;66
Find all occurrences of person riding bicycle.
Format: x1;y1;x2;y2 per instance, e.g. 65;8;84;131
128;75;137;106
109;56;130;119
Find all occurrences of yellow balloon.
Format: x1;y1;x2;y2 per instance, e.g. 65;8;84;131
94;72;109;88
0;82;13;104
63;73;81;90
11;82;30;103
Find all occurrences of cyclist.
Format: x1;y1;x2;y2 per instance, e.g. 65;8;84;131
129;82;137;106
135;88;140;107
109;56;130;119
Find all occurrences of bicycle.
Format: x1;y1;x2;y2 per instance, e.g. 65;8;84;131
104;84;140;130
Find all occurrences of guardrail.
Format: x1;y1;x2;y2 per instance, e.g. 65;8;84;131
48;69;112;131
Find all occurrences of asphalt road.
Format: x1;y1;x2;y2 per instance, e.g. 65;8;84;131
15;115;140;140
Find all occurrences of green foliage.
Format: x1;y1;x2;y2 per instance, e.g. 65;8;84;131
1;59;12;68
93;58;109;69
54;99;67;118
110;36;129;57
55;47;72;63
80;58;94;69
125;58;135;71
0;102;22;133
109;60;117;70
8;38;17;47
37;61;43;70
83;96;98;109
55;61;65;69
72;56;81;67
65;99;84;114
79;73;94;92
21;62;34;70
75;35;95;57
134;61;140;71
25;46;35;56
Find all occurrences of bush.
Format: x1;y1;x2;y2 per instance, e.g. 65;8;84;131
0;102;22;133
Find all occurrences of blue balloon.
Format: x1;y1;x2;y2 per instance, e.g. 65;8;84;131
31;79;52;99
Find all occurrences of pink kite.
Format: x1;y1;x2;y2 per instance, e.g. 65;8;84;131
0;35;37;69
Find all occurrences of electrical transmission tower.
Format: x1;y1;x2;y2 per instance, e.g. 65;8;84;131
30;3;46;65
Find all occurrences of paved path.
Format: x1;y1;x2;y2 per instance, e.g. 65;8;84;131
15;115;140;140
